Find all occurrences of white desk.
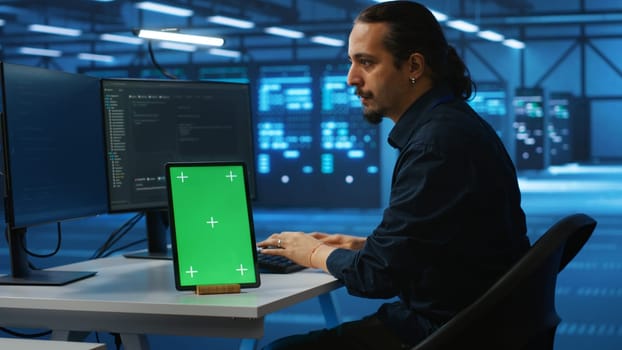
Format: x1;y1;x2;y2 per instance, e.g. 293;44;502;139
0;338;106;350
0;256;342;350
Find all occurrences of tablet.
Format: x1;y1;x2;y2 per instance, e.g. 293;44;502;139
166;161;260;291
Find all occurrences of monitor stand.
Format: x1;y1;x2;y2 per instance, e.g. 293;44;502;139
124;210;172;260
0;227;97;286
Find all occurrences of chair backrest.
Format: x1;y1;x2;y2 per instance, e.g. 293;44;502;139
412;213;597;350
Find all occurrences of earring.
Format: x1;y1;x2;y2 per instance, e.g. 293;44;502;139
409;77;416;85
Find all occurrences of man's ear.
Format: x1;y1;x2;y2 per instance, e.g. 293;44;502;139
409;53;425;77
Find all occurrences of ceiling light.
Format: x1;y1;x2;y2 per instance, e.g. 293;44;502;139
100;33;144;45
0;19;5;26
310;36;344;47
135;29;224;46
264;26;304;39
207;15;255;29
503;39;526;49
477;30;505;42
19;47;62;57
28;24;81;37
158;41;197;52
446;20;479;33
78;53;115;63
430;10;448;22
135;1;193;17
208;48;241;58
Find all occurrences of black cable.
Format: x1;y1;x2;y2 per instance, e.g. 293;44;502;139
147;40;178;80
23;222;62;258
0;327;51;338
91;213;143;259
91;212;145;259
112;332;122;350
93;213;143;258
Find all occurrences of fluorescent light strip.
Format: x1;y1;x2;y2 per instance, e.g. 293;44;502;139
78;53;115;63
137;29;224;46
135;1;193;17
310;36;344;47
28;24;81;37
207;15;255;29
430;10;448;22
446;20;479;33
477;30;504;42
158;41;197;52
19;47;62;57
264;26;304;39
208;48;241;58
100;33;144;45
503;39;525;49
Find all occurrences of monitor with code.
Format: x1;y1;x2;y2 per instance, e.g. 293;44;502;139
166;161;260;291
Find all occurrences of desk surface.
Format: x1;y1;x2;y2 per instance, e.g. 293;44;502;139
0;255;342;339
0;338;106;350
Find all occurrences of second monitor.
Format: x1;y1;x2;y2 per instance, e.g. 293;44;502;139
101;78;256;258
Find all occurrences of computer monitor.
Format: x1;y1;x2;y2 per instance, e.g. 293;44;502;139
0;62;108;285
100;78;256;259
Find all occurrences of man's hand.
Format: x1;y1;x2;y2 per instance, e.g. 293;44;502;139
310;232;366;250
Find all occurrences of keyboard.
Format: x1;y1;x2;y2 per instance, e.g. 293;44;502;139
257;252;306;274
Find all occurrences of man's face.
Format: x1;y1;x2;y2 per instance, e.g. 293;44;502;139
347;21;412;124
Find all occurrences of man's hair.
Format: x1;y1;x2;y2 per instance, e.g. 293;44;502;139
356;1;475;100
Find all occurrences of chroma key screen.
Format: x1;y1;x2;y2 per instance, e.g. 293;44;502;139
166;162;260;290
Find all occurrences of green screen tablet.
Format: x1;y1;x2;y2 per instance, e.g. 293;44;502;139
166;161;260;291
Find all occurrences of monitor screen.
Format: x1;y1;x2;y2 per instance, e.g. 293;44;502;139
1;62;108;229
101;78;256;212
0;62;106;285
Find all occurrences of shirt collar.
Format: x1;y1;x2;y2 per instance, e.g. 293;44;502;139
388;85;454;150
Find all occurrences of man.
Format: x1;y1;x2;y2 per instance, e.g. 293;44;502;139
257;1;530;349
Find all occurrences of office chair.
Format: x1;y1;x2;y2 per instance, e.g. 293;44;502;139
411;213;597;350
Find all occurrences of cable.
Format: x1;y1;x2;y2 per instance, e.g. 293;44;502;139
0;327;51;338
91;212;143;259
22;222;62;258
113;333;122;350
147;40;178;80
91;212;145;259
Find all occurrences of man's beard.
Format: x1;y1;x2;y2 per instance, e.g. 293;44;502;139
357;89;383;125
363;108;383;125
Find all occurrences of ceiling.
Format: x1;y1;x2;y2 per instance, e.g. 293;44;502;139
0;0;620;66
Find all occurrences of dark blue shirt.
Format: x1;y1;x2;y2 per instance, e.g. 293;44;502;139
326;85;530;345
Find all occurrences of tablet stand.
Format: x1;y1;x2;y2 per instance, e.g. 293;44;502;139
195;284;241;295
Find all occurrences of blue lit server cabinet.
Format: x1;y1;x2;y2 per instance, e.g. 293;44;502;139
468;82;508;145
547;92;573;165
513;87;546;170
253;63;381;208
